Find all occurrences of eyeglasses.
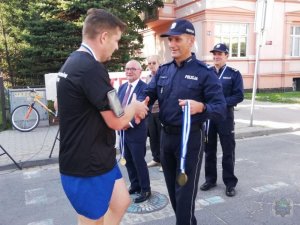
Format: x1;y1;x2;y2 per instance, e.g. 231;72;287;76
148;62;157;65
125;68;139;72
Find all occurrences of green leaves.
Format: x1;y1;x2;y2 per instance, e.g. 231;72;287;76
0;0;163;87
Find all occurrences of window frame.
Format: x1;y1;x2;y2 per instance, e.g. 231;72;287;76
214;23;248;58
290;25;300;57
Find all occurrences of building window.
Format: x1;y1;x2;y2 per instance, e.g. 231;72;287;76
290;26;300;57
214;23;248;57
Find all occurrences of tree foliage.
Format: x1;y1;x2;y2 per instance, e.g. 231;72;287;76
0;0;163;87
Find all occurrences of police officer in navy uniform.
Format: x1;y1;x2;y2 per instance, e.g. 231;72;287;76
200;43;244;197
145;19;226;225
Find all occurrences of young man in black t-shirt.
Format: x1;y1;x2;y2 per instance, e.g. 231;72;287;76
57;9;148;225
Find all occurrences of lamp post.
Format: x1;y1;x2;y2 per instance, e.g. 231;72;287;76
250;0;273;126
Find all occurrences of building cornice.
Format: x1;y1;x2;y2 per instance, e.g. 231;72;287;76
286;10;300;23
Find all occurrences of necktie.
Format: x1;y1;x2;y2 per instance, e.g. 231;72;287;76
121;84;132;108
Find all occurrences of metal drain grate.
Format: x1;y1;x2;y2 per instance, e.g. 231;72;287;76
127;191;169;214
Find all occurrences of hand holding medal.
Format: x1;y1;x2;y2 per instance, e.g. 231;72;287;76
177;100;191;186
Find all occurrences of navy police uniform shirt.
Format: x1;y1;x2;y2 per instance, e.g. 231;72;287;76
145;54;227;126
213;65;244;107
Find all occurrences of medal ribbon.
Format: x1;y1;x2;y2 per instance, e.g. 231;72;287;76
81;43;98;61
119;130;125;162
218;65;227;80
180;100;191;173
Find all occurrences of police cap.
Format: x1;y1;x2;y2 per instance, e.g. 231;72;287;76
210;43;229;54
160;19;195;37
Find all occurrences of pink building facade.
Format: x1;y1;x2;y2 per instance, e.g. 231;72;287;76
140;0;300;91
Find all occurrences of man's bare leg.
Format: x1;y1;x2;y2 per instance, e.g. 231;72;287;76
104;178;131;225
78;215;104;225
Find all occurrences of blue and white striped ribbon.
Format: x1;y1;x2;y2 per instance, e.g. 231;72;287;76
180;100;191;173
119;130;125;161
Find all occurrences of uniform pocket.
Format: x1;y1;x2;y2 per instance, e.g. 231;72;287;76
157;76;170;96
157;76;170;86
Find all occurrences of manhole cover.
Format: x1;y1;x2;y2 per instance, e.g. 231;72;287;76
127;191;169;214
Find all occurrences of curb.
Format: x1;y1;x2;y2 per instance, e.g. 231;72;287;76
236;127;300;139
1;127;299;172
0;158;58;172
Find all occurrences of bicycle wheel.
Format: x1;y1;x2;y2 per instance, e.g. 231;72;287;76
11;105;40;132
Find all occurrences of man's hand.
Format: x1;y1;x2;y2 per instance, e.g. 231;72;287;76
143;96;150;106
101;95;148;130
178;99;206;115
133;96;151;123
130;93;149;124
123;124;130;130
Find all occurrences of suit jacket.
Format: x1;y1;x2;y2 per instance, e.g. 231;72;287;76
118;79;148;143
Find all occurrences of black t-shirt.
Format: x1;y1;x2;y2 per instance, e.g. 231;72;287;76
57;51;115;176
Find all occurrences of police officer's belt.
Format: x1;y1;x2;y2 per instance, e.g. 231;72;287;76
162;123;202;135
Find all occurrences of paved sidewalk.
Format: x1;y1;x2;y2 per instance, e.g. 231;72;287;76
0;125;59;170
0;100;299;170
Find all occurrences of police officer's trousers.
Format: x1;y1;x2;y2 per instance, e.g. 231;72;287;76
204;108;238;187
148;112;162;163
160;127;204;225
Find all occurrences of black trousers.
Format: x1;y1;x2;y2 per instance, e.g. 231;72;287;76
148;112;162;162
160;126;204;225
124;141;151;192
204;108;238;187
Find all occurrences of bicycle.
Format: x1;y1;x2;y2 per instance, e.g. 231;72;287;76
11;88;57;132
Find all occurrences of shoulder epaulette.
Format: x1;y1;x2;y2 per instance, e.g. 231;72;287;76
206;64;214;69
159;60;173;68
227;66;239;73
195;59;212;70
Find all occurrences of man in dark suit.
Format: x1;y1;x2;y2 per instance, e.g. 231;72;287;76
118;60;151;203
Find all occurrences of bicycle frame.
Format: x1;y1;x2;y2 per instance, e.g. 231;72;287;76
24;105;34;120
32;94;56;116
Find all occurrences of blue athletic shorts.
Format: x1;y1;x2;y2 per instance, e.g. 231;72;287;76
60;164;122;220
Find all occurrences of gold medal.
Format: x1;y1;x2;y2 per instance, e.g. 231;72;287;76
120;157;126;166
177;173;188;186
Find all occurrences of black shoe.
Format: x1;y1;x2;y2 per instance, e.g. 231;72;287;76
200;182;216;191
128;188;140;195
134;191;151;203
226;186;236;197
